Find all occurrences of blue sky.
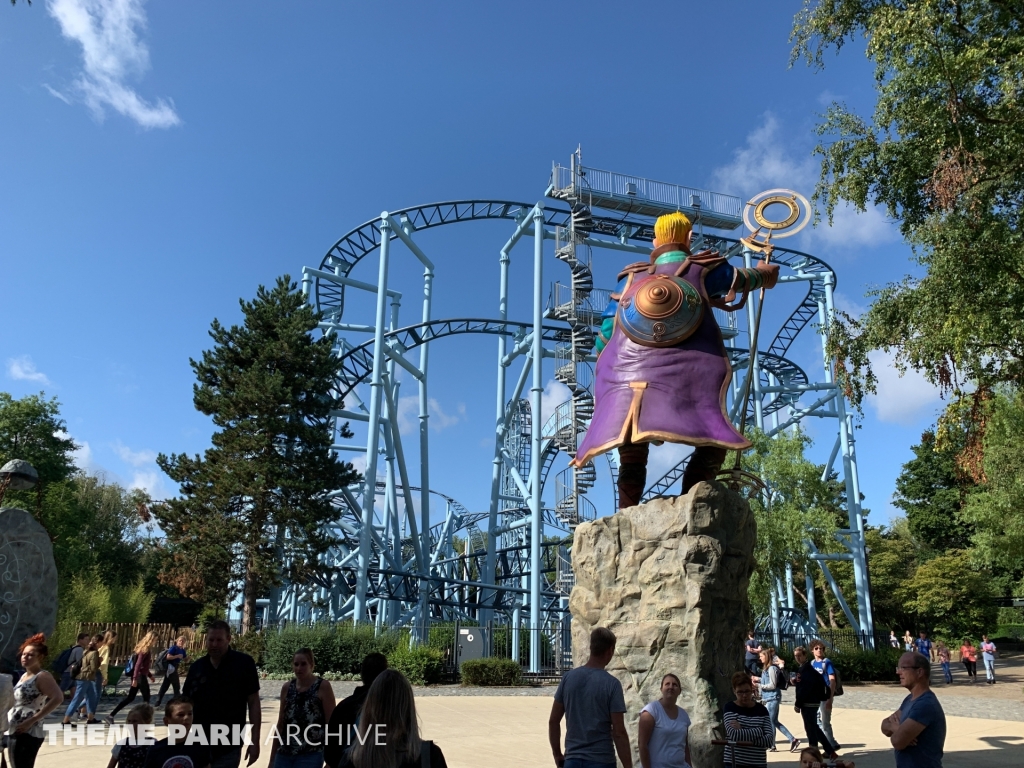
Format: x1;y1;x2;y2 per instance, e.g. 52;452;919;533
0;1;945;527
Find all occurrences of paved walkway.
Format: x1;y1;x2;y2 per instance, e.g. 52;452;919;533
31;656;1024;767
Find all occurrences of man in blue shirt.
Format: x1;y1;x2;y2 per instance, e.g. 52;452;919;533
810;640;840;752
882;652;946;767
915;631;934;662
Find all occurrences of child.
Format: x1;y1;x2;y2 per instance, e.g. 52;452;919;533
800;745;856;767
107;703;154;768
143;696;211;768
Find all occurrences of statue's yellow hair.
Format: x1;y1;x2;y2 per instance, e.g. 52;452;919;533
654;212;692;244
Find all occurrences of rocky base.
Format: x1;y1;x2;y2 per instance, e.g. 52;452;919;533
569;482;756;768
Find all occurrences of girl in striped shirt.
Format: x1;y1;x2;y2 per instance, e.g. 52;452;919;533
723;671;774;768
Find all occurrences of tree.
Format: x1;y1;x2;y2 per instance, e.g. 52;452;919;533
791;1;1024;404
41;475;151;588
905;551;997;637
0;392;77;505
892;429;973;553
861;523;920;633
960;388;1024;574
737;429;841;617
156;276;360;632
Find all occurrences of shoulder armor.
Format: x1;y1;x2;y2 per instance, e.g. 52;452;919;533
617;261;652;280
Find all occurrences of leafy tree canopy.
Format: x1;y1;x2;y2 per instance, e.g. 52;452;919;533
960;388;1024;574
155;276;360;631
892;429;973;552
792;0;1024;403
0;392;77;496
904;551;998;637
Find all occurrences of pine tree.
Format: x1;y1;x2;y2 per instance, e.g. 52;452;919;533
156;276;359;632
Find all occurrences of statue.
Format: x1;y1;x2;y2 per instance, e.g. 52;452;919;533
572;212;779;508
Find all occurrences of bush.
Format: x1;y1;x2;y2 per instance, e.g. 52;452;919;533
231;630;266;666
387;646;444;686
830;647;902;683
460;657;523;686
995;624;1024;641
261;624;400;676
50;571;154;658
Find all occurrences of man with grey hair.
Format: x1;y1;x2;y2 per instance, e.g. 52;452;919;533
548;627;632;768
882;651;946;767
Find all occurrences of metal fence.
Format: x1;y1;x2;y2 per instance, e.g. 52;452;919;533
756;629;893;655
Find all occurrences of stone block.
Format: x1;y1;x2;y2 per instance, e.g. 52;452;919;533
569;482;756;768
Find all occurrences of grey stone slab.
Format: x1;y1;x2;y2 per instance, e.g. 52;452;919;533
0;507;58;673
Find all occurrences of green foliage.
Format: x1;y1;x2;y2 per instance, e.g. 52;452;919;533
893;430;973;552
230;631;267;667
0;392;77;497
904;551;997;637
791;1;1024;402
261;624;399;676
154;277;360;629
994;625;1024;642
861;524;919;633
735;429;841;615
42;475;151;588
961;390;1024;571
460;657;523;686
831;647;902;683
387;646;444;686
50;571;154;654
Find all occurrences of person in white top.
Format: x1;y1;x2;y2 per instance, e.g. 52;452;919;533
638;673;691;768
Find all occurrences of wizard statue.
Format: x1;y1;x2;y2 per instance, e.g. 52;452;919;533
572;211;780;509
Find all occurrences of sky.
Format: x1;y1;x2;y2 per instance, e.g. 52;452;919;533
0;1;946;529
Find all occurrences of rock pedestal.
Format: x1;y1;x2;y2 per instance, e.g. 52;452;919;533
0;508;58;673
569;482;756;768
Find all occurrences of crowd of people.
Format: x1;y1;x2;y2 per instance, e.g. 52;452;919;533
0;621;966;768
889;629;1000;684
2;621;446;768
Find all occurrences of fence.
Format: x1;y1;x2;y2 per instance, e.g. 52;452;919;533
76;622;205;666
756;629;893;655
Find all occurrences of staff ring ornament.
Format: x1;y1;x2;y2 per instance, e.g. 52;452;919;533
741;188;811;253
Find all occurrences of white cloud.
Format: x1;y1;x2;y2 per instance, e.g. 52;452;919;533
710;113;897;250
112;440;156;466
867;349;943;425
540;379;572;428
47;0;180;128
6;356;51;385
833;291;867;319
395;395;466;434
128;469;166;498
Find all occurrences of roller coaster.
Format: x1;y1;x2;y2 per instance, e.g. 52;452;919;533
242;152;875;669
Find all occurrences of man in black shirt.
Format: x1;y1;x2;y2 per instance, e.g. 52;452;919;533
323;652;388;768
793;645;839;760
182;621;261;768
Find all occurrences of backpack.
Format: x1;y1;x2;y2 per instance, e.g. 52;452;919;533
123;653;136;678
68;653;84;679
772;664;790;691
52;645;76;675
831;663;844;697
152;649;170;676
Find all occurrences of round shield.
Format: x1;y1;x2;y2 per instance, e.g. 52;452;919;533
618;274;703;347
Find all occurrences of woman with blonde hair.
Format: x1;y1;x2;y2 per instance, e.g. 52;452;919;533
105;631;157;722
343;669;447;768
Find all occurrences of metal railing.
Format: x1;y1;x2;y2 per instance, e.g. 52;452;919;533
552;163;743;221
756;629;894;655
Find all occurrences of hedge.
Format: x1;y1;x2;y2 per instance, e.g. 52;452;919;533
262;625;400;676
388;646;445;686
460;657;523;686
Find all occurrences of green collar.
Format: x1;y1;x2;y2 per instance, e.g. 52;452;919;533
654;250;687;265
